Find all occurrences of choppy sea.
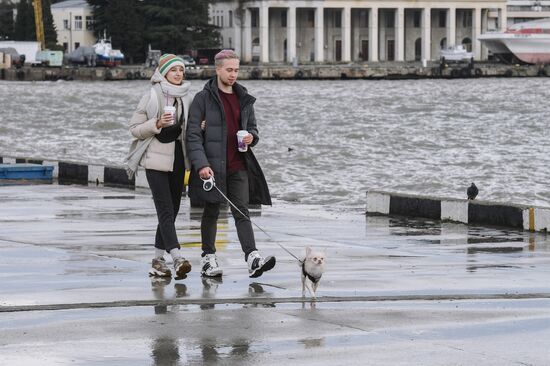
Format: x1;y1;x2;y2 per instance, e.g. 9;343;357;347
1;78;549;210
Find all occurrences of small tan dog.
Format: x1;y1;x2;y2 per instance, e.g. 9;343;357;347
301;246;326;299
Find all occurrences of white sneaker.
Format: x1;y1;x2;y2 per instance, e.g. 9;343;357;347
201;254;223;277
247;250;276;278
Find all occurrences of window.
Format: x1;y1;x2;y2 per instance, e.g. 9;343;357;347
462;37;472;52
387;40;395;60
308;10;314;27
281;10;287;27
359;10;368;28
86;16;93;31
74;16;82;30
63;42;68;52
75;42;80;49
251;10;258;27
63;19;69;30
385;11;394;28
229;10;233;27
439;10;446;28
221;15;224;28
462;11;472;28
413;11;421;28
334;12;341;28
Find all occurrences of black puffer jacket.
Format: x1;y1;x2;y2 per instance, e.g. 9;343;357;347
186;78;271;205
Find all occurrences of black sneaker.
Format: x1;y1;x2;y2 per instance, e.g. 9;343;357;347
247;250;276;278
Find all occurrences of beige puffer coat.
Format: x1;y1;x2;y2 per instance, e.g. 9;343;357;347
129;85;192;172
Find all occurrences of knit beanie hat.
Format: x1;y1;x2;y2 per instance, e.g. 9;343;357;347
158;54;185;76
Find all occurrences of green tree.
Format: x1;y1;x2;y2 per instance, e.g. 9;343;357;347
14;0;35;41
88;0;145;63
42;0;59;49
87;0;219;63
0;1;15;40
142;0;220;54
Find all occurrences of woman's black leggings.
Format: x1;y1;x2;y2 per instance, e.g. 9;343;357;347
146;142;185;252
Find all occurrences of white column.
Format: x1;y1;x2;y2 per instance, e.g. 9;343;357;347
369;7;379;62
342;7;351;62
242;8;252;62
260;5;269;63
287;6;296;63
233;10;242;58
447;7;456;47
500;7;507;31
396;7;405;61
473;8;482;60
315;6;324;62
480;9;488;60
422;7;431;61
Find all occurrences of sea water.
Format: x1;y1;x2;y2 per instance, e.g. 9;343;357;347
1;78;548;209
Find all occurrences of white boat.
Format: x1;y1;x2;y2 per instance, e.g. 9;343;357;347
93;38;124;67
439;45;474;61
478;18;550;64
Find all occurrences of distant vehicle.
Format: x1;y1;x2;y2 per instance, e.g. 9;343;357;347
67;46;97;67
196;48;223;65
439;45;474;62
0;47;24;68
0;41;41;64
179;54;196;67
35;50;63;67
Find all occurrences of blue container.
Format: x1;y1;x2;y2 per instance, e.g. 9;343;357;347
0;164;54;181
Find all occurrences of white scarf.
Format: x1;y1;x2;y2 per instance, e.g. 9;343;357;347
125;70;191;179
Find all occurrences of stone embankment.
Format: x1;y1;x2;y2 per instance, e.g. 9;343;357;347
2;62;549;81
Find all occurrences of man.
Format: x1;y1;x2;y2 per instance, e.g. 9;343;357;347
186;49;275;278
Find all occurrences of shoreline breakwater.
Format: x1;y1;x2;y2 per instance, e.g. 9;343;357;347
2;62;550;82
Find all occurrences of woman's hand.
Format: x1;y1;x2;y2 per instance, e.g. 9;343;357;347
156;112;174;129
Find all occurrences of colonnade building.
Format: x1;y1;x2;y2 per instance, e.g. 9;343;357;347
210;0;508;63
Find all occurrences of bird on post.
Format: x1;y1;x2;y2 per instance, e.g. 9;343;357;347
467;183;478;200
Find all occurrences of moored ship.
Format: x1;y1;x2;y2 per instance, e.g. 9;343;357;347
479;18;550;64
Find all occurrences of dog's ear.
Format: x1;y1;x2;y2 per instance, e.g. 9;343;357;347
306;246;312;256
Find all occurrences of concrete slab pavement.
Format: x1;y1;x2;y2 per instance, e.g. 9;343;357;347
1;184;550;365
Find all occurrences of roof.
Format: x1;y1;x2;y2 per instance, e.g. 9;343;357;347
51;0;91;9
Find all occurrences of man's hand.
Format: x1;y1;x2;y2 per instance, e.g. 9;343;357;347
199;167;214;179
242;133;253;145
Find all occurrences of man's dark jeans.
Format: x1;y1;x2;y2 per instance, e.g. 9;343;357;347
146;142;185;253
201;170;257;260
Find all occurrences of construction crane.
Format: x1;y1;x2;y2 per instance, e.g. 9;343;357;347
32;0;45;50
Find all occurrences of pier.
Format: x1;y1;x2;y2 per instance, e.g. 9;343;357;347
2;62;550;81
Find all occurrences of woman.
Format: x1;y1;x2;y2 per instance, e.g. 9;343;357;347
126;54;192;279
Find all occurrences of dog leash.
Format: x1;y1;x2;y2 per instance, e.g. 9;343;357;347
202;176;303;263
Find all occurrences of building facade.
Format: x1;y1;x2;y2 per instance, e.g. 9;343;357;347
51;0;95;53
210;0;511;63
507;0;550;25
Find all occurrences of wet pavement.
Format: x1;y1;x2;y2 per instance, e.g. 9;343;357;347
1;184;550;365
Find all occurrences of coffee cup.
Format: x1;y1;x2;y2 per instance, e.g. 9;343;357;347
237;130;248;152
163;106;176;125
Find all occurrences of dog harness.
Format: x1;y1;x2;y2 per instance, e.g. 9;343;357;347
302;261;321;284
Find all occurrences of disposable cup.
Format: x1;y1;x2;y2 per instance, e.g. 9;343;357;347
237;130;248;152
164;106;176;125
